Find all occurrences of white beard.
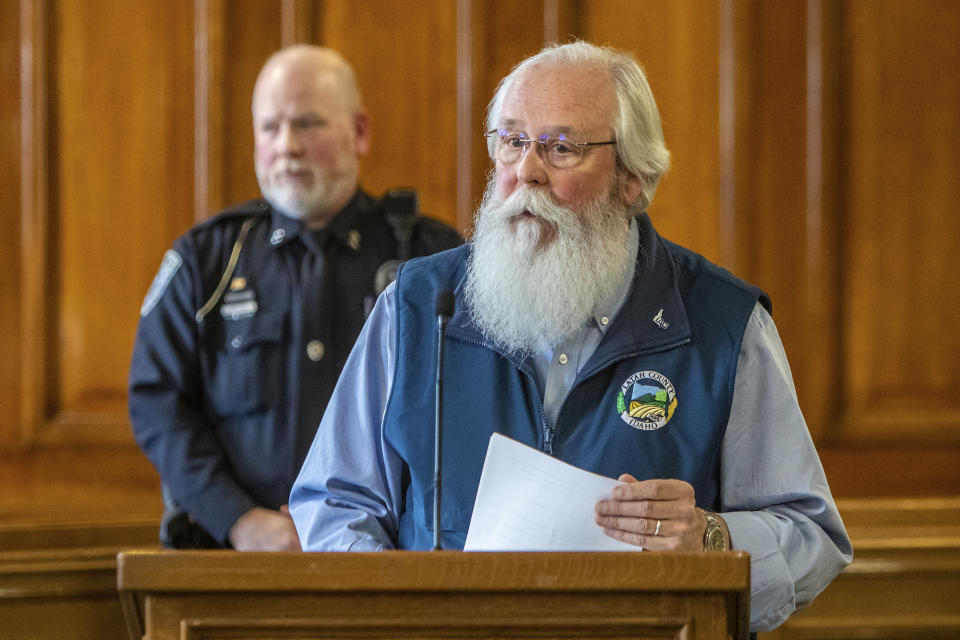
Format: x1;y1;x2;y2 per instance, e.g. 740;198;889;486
256;158;337;222
464;180;634;356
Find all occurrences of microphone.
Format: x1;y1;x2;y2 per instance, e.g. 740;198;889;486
433;289;455;551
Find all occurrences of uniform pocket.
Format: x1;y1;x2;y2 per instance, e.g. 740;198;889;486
209;310;286;417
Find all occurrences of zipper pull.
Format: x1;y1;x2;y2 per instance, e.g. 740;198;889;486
543;425;554;455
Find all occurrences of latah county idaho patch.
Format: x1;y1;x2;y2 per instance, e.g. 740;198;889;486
140;249;183;317
616;370;678;431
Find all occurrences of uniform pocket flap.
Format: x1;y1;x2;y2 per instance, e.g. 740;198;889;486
223;309;285;352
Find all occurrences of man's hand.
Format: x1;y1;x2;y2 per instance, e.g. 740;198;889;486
228;505;302;551
594;474;706;551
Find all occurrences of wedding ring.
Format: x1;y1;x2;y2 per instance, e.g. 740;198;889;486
654;519;661;536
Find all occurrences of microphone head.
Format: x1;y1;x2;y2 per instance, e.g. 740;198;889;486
435;289;455;318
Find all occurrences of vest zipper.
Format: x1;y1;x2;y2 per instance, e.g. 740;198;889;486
447;332;553;454
520;368;552;455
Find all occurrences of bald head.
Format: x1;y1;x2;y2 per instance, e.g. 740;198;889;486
252;45;370;228
253;45;362;116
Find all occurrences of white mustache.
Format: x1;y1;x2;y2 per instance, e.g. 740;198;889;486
486;187;581;235
270;159;315;177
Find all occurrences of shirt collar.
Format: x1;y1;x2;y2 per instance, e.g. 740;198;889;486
265;188;368;253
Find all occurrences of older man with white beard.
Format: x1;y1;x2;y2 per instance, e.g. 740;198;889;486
129;45;461;552
289;41;851;632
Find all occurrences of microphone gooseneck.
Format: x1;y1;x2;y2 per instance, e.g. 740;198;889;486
433;288;455;551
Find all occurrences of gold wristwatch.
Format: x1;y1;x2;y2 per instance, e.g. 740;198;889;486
702;510;729;551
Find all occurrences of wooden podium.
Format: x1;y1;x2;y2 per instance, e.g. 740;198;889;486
117;550;750;640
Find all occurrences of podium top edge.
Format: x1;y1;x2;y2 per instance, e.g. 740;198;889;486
116;550;750;593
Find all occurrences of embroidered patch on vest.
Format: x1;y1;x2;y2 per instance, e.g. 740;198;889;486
616;370;678;431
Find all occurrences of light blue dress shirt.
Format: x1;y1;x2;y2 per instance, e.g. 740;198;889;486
289;221;853;632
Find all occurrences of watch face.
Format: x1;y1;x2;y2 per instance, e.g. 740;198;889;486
706;526;728;551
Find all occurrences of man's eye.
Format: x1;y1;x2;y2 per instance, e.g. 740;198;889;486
503;134;527;149
293;117;324;130
261;122;280;134
551;141;575;154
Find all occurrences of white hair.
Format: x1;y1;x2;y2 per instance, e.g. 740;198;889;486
485;41;670;211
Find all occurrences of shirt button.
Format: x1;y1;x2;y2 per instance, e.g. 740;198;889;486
306;340;325;362
230;336;243;349
600;316;609;325
558;353;568;365
270;228;286;245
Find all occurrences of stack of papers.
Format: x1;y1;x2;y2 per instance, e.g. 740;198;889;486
464;433;642;551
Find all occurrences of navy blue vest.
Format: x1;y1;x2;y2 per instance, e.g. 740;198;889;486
385;213;769;550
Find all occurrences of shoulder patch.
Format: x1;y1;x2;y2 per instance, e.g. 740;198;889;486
140;250;183;317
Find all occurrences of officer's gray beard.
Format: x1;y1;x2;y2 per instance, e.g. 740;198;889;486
464;178;634;356
256;158;336;223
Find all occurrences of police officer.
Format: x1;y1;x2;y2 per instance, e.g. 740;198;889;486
129;45;461;550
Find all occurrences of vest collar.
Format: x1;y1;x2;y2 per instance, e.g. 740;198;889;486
579;212;692;378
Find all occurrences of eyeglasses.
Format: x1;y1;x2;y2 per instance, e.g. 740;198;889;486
484;129;616;169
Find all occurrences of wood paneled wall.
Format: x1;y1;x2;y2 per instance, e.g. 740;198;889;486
1;0;958;525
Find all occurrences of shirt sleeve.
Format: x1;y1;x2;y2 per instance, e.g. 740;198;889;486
721;302;853;632
128;238;258;544
289;283;404;551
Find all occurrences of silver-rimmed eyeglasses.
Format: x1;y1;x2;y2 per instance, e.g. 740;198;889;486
484;129;616;169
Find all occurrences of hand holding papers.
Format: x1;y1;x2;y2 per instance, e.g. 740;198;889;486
464;433;641;551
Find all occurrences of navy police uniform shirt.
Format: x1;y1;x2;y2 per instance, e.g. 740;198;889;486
128;189;462;546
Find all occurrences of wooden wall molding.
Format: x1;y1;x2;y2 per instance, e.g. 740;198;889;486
800;0;842;440
0;518;158;551
194;0;223;223
455;0;474;231
18;0;51;447
280;0;317;47
717;0;742;272
0;2;22;450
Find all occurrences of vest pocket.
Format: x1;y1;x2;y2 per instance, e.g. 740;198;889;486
209;310;285;417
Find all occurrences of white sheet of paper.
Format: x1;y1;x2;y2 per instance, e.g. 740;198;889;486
463;432;641;551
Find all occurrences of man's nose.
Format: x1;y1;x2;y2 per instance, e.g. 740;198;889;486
277;122;303;155
515;142;548;185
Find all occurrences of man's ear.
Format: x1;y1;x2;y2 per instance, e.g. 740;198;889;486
620;171;644;207
354;110;371;156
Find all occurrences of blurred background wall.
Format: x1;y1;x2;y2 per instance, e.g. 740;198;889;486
1;0;958;529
